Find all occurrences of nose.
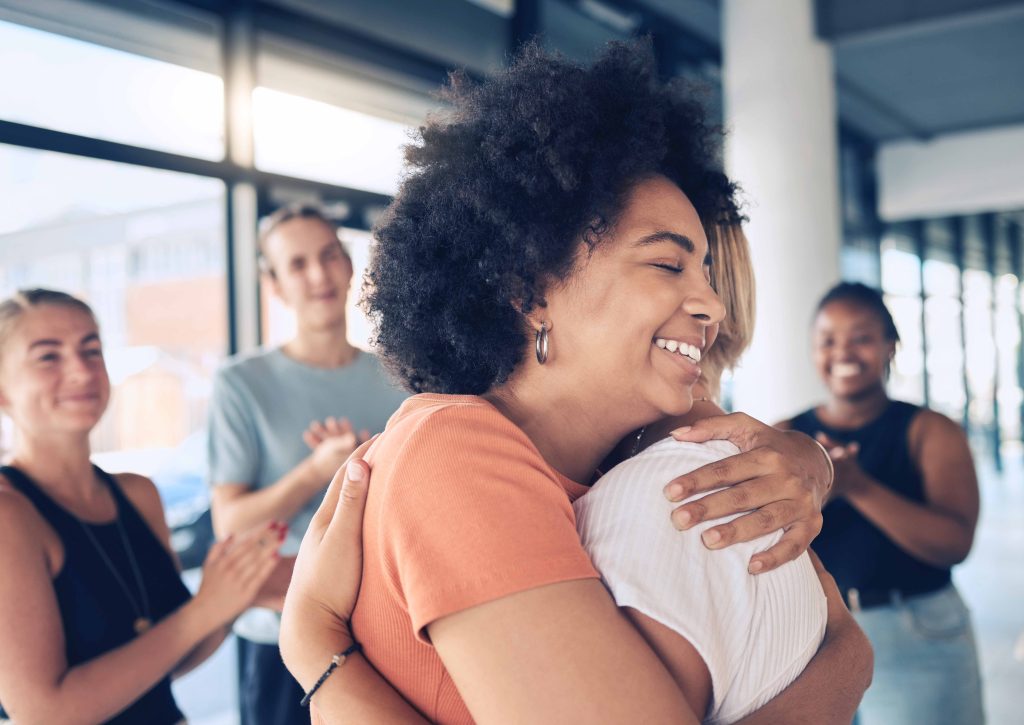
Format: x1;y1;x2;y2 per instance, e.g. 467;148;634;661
683;280;726;329
66;352;97;382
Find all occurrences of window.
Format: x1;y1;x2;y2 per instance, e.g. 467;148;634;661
0;145;227;474
0;19;224;159
253;88;412;195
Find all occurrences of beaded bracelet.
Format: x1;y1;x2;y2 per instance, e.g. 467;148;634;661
299;642;362;707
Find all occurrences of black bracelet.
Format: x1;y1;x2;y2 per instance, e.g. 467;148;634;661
299;642;362;707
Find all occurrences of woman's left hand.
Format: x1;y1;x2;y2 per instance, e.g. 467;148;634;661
662;413;832;574
279;444;373;690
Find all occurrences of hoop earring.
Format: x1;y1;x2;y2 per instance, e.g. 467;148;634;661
535;323;549;365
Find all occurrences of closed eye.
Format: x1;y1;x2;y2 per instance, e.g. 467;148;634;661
652;263;683;273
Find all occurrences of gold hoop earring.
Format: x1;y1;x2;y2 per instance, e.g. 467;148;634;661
535;323;549;365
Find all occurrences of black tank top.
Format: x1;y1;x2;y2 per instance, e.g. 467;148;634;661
790;400;951;595
0;465;190;724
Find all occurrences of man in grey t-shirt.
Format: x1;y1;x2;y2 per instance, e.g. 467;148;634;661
207;205;407;725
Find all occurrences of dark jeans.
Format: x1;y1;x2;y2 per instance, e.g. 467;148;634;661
237;637;308;725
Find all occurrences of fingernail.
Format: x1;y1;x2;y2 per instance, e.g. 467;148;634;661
702;529;721;547
748;559;764;574
673;509;692;529
671;426;692;437
664;483;684;501
348;464;365;481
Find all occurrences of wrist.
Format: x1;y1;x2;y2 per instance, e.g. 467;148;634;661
298;455;329;494
285;615;354;689
182;594;228;639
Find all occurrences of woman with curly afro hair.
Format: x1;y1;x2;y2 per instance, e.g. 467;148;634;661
280;40;872;723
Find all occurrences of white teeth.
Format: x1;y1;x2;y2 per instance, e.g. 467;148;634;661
833;362;860;378
654;338;702;364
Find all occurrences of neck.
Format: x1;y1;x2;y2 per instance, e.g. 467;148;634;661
820;384;890;429
283;320;357;368
10;431;98;500
483;376;639;484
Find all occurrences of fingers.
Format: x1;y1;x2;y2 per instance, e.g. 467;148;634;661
303;429;322;449
204;535;233;565
327;459;370;543
664;447;785;500
677;498;803;548
670;412;763;451
747;517;822;574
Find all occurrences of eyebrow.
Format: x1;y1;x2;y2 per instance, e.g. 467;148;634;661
635;231;712;265
28;332;100;350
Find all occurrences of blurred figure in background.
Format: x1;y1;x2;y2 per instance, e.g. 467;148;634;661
207;205;407;725
0;289;279;725
779;282;984;725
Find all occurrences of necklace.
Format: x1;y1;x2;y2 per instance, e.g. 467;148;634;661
629;397;713;458
77;502;153;635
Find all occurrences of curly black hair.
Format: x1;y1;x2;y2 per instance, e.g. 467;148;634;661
816;282;900;343
364;39;742;394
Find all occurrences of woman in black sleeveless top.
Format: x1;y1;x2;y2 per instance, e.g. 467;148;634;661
780;282;984;725
0;289;283;724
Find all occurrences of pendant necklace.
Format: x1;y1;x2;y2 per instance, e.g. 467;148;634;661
630;397;713;459
77;506;153;635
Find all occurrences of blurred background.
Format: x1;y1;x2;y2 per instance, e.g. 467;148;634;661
0;0;1021;722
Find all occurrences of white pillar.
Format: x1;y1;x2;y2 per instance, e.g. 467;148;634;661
722;0;842;422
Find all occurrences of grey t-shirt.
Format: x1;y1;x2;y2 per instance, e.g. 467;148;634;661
207;347;408;643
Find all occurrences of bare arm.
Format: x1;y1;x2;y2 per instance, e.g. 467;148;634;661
839;411;979;567
0;480;280;724
115;474;230;679
281;454;429;723
211;419;365;537
431;579;698;724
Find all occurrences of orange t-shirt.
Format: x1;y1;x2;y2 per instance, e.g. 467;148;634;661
349;394;599;723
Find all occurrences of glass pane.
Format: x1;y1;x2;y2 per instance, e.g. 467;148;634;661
924;296;966;421
0;145;226;530
0;20;223;159
963;269;995;429
885;294;925;405
253;87;411;195
261;227;375;350
881;241;922;296
995;273;1022;443
923;258;960;298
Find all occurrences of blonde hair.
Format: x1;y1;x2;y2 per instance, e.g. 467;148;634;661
0;289;97;357
700;223;756;397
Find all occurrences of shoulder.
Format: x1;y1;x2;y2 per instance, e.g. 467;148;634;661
112;472;171;543
0;479;51;560
907;407;969;458
215;347;278;383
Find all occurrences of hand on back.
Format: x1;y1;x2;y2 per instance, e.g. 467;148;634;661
664;412;832;574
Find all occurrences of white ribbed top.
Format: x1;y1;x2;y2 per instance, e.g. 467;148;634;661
574;438;827;724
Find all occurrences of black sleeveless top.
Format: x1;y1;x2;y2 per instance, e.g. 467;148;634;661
790;400;951;595
0;465;190;724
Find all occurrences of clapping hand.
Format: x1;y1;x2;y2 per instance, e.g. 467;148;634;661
303;417;371;482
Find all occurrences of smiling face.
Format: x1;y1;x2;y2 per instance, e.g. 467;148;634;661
263;216;353;331
0;304;110;438
537;174;725;421
813;300;896;400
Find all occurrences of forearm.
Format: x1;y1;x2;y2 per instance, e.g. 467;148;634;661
173;623;230;680
15;600;219;725
845;477;974;567
309;655;429;724
285;619;426;724
213;459;323;536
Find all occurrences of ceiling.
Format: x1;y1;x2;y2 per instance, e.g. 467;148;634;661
627;0;1024;142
